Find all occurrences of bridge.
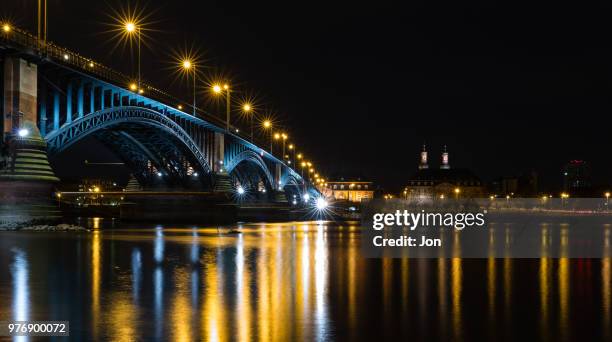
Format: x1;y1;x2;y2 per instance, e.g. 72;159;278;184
0;25;318;219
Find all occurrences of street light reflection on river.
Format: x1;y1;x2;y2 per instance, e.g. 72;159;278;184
1;221;611;340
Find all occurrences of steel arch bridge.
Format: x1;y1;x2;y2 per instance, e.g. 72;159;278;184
0;27;319;203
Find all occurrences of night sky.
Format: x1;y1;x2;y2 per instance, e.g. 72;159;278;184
3;1;612;191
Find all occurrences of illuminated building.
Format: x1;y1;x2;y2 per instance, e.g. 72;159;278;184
325;180;374;202
418;143;429;170
403;145;484;201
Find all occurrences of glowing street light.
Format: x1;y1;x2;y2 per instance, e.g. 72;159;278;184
181;59;196;116
281;133;288;157
262;120;273;153
125;22;136;32
124;21;142;89
241;102;254;140
212;83;231;131
315;197;328;210
288;143;295;164
606;192;610;207
2;23;11;33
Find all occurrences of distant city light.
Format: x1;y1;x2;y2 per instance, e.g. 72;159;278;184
2;24;10;33
63;54;69;60
237;186;245;195
17;129;29;137
193;172;199;177
157;172;163;177
303;193;310;201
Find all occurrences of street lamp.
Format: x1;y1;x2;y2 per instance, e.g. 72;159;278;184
454;187;460;199
288;144;295;165
2;23;10;33
242;103;254;141
124;22;141;90
212;83;231;131
262;120;272;152
281;133;288;157
606;192;610;208
181;59;196;116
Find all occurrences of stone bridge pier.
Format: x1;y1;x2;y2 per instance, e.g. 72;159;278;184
1;56;59;224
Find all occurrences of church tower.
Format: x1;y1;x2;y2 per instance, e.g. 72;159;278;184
418;143;429;170
440;145;450;169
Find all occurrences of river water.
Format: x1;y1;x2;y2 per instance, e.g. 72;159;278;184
0;220;610;341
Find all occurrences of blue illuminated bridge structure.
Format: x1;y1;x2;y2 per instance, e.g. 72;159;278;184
0;27;318;204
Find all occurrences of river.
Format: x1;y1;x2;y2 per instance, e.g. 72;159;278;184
0;219;609;341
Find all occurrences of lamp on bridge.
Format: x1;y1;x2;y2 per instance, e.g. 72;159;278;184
241;102;254;141
288;143;295;165
2;23;10;33
280;133;288;158
212;83;231;131
181;59;196;116
124;21;142;90
262;119;273;153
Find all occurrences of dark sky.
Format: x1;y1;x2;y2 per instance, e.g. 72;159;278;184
4;1;612;191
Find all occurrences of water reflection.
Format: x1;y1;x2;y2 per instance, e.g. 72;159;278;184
0;221;610;341
11;249;29;342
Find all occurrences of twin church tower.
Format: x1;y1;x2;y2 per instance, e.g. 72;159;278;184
418;144;450;170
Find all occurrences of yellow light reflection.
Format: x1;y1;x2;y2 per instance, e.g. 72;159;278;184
106;292;136;342
451;258;462;340
203;251;225;342
91;231;101;339
171;268;192;341
559;224;569;340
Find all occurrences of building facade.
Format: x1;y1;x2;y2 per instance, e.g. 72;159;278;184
325;180;374;202
403;145;484;201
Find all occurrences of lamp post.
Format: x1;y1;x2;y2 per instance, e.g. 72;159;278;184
213;84;231;130
288;144;295;165
181;60;196;116
273;133;281;157
281;133;288;158
125;22;141;90
242;103;253;141
605;192;610;209
262;120;272;153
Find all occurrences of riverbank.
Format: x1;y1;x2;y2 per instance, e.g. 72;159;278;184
0;222;89;232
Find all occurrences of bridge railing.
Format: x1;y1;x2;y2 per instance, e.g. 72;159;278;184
1;27;234;128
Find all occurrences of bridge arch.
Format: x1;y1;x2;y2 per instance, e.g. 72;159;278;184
45;106;213;187
225;149;275;196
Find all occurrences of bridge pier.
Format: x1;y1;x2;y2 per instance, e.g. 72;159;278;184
1;56;59;224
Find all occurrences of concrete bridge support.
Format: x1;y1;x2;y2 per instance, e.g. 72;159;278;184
0;56;59;224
